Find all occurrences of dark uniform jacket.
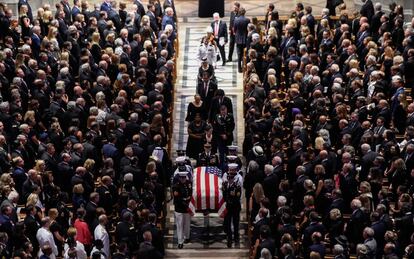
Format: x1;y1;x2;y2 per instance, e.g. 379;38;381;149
172;180;192;213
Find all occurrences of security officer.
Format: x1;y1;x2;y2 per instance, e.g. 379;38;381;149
222;163;243;247
197;143;219;167
172;169;192;249
173;156;193;184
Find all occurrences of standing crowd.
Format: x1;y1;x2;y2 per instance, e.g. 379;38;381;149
0;0;178;258
233;0;413;258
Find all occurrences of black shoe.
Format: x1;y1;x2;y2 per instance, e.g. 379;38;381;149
178;244;183;249
227;240;232;248
184;239;190;244
227;58;232;62
238;68;243;73
222;62;226;66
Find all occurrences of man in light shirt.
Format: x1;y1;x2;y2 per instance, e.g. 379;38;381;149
36;217;58;259
94;214;110;258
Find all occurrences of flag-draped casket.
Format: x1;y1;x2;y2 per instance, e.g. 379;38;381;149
188;167;227;217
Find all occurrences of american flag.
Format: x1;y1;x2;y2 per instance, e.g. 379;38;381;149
188;167;227;218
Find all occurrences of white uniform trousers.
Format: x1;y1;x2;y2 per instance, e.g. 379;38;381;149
175;211;191;244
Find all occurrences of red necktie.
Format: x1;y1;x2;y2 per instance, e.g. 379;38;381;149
215;22;219;37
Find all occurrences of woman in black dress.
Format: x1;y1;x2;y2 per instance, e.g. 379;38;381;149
185;94;206;122
186;113;206;159
49;208;66;256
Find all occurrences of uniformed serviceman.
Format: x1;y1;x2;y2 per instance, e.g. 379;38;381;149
173;169;192;249
197;143;219;167
222;163;243;248
173;156;193;184
213;105;235;163
222;145;242;171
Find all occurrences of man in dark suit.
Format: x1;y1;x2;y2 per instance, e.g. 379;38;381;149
209;89;233;122
85;192;99;228
281;29;297;60
102;134;119;160
24;205;40;252
18;0;33;22
233;7;250;73
262;164;279;203
302;212;326;248
255;225;276;259
360;0;374;20
360;143;377;181
211;13;228;66
134;0;146;17
228;2;240;61
140;213;165;256
147;4;159;33
56;153;74;194
346;199;367;246
197;72;218;113
394;204;414;249
137;231;163;259
371;3;384;40
61;0;72;24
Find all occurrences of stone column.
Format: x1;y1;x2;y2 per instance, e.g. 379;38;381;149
3;0;19;18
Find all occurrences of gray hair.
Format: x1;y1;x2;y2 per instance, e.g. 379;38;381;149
333;244;344;255
277;195;287;206
248;160;259;173
264;164;274;175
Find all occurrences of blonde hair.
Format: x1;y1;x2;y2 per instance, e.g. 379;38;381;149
24;110;36;122
329;208;342;220
67;227;77;238
73;184;84;194
84;159;95;172
252;183;265;204
34;160;45;172
26;193;39;207
314;137;325;150
91;32;100;44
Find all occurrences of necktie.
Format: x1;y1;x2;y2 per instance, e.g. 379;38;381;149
204;82;208;95
215;22;219;37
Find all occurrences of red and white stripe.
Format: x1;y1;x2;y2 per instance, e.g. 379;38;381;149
188;167;227;218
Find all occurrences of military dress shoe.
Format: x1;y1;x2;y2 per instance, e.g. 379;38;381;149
178;244;184;249
227;240;232;248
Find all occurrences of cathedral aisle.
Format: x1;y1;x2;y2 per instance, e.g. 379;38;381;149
171;17;245;154
165;15;248;258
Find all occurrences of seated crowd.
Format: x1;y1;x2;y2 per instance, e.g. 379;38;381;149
0;0;177;258
237;1;414;259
